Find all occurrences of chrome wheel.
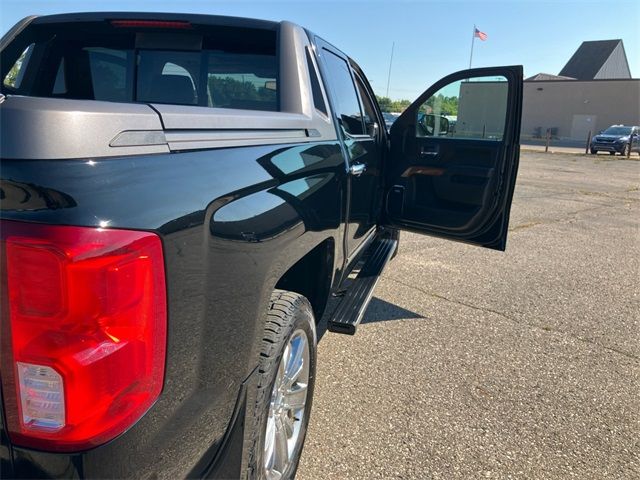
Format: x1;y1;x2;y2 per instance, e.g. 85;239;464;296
263;330;310;480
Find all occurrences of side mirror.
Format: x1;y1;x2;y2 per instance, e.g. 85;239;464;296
417;114;450;136
438;116;450;135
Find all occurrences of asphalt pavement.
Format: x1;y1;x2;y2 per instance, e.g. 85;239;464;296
298;152;640;479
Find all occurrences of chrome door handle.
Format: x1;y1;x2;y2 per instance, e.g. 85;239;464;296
349;163;366;176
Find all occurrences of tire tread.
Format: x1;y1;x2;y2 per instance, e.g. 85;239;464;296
246;289;314;480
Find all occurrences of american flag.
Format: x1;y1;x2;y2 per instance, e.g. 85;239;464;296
474;28;488;41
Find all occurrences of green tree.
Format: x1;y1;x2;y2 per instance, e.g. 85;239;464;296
376;95;393;112
3;53;25;88
375;95;412;113
422;94;458;116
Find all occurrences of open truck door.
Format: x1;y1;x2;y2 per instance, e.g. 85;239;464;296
386;66;523;251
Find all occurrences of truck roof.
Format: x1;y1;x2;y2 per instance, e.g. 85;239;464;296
29;11;281;30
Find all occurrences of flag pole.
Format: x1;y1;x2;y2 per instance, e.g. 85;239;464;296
385;41;395;98
468;24;475;69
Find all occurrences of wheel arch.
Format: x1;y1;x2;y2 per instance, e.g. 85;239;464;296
274;238;335;321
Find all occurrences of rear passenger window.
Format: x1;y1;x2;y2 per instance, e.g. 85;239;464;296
321;50;364;136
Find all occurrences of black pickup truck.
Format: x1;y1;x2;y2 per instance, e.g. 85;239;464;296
0;12;522;479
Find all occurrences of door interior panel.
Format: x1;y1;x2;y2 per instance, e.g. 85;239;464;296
397;139;502;230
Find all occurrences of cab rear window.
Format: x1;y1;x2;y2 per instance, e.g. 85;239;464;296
1;21;279;111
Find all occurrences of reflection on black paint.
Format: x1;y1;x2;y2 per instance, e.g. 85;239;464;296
272;173;336;230
343;138;367;162
211;190;301;242
210;143;343;242
268;144;331;175
258;143;343;178
0;179;77;210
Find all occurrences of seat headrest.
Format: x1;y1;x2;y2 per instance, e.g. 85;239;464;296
144;74;196;105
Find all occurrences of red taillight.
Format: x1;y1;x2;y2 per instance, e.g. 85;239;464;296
110;19;192;29
0;220;167;452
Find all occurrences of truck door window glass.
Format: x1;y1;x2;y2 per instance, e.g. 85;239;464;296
417;76;508;140
354;75;378;138
305;48;327;115
3;43;34;89
322;50;365;136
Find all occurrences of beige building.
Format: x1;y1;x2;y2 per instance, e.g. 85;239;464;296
521;79;640;142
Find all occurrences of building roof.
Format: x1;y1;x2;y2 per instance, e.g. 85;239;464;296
559;39;630;80
526;73;575;81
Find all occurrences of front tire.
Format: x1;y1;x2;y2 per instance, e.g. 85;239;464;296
247;290;317;480
590;148;597;154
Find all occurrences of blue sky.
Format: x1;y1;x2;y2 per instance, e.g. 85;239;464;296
1;0;638;100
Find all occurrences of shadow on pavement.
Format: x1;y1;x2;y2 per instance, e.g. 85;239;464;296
361;297;424;324
317;296;424;341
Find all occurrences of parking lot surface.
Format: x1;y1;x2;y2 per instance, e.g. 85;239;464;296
298;152;639;479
